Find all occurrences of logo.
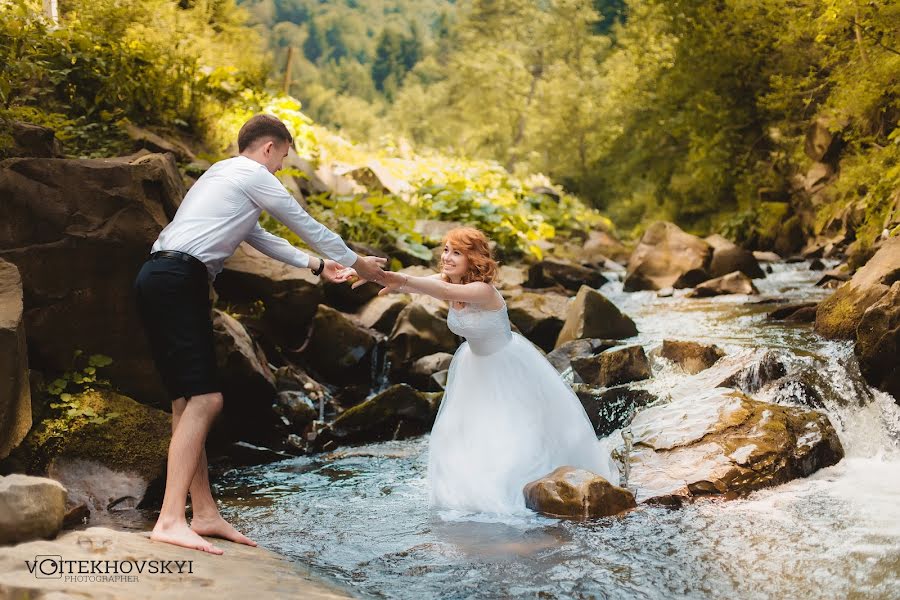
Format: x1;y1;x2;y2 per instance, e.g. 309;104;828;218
28;556;62;579
25;554;194;583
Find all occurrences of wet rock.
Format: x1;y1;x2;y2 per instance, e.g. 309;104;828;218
212;310;281;444
658;348;790;399
547;338;620;373
526;259;608;292
657;340;725;374
215;243;324;348
623;222;712;291
774;216;806;258
274;390;318;432
524;467;636;519
62;500;90;529
809;258;826;271
0;155;182;405
0;259;31;460
506;291;569;352
356;294;411;334
555;286;638;348
855;281;900;400
573;384;656;436
48;458;152;517
571;346;650;388
623;389;844;503
303;305;380;385
815;237;900;339
4;390;170;494
323;278;381;312
687;271;759;297
387;296;458;377
313;384;435;449
408;353;455;391
0;526;353;599
0;475;66;544
705;234;765;279
815;266;851;287
767;302;818;321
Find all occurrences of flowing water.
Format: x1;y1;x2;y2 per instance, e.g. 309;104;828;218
215;262;900;599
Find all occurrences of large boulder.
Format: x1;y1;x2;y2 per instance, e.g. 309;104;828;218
408;352;454;391
687;271;759;297
356;293;411;335
387;296;458;376
582;230;630;264
313;384;436;450
571;345;651;388
0;475;66;544
212;310;280;445
622;389;844;503
526;259;608;292
555;286;638;348
506;291;569;352
705;234;765;279
302;305;380;385
815;236;900;339
547;338;620;374
855;281;900;400
0;260;31;460
0;156;183;405
4;389;170;512
524;467;635;519
624;222;712;291
214;244;324;348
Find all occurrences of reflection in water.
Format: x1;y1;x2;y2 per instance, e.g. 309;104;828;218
216;262;900;599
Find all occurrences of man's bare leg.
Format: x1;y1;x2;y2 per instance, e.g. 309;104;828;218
150;392;225;554
171;398;256;546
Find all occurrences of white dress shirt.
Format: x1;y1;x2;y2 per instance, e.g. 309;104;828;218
152;155;358;279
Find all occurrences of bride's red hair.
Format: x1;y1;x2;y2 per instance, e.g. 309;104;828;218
441;227;498;284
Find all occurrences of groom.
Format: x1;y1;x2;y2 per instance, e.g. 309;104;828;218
134;114;386;554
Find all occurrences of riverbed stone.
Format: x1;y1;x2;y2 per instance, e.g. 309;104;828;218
526;259;608;292
687;271;759;297
408;353;455;391
387;296;458;377
555;286;638;348
855;281;900;401
815;236;900;339
524;466;635;519
571;346;650;388
0;259;31;460
705;234;765;279
623;389;844;503
313;384;435;450
547;338;620;373
624;222;713;291
573;384;656;436
303;304;380;384
0;526;352;599
506;291;570;352
356;293;411;334
657;340;725;374
0;475;67;544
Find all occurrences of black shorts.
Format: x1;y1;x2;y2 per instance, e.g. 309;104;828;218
133;252;220;401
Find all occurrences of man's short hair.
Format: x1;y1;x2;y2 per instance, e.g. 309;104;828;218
237;114;294;153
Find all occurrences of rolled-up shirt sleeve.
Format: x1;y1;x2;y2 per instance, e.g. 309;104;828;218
244;170;359;268
246;223;311;269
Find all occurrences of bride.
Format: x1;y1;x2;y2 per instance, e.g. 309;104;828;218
359;227;619;514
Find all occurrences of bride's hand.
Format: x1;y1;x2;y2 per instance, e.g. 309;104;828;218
376;271;408;295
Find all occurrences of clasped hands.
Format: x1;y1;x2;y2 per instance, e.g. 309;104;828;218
322;254;408;296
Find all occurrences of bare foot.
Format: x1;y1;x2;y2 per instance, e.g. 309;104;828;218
190;515;257;547
151;521;224;555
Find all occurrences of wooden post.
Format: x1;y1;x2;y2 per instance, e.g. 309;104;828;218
282;47;294;95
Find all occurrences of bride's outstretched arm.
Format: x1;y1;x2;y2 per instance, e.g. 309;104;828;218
374;271;497;304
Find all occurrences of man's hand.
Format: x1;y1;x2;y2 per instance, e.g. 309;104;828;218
350;255;388;286
320;259;356;283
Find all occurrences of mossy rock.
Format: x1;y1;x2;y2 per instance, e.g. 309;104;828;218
4;390;170;483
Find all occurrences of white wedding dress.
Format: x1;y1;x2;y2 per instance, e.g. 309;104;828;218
427;289;620;515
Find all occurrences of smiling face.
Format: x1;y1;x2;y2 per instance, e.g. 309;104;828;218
441;242;470;282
